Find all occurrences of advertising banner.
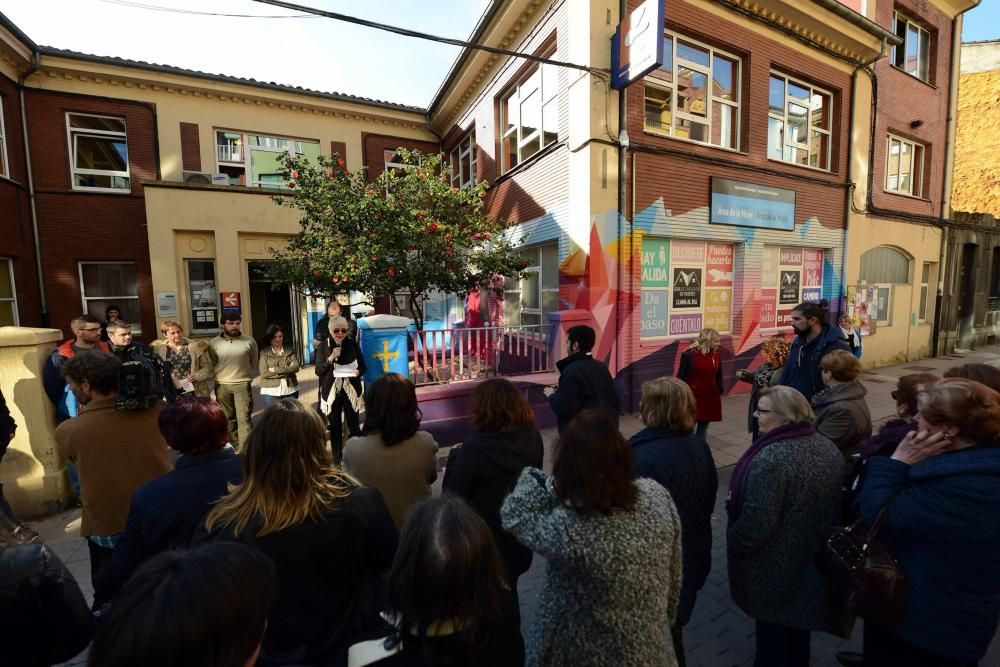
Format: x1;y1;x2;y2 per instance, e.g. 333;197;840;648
671;240;706;264
706;242;734;287
779;271;801;305
641;237;670;287
610;0;665;90
669;313;703;336
704;289;732;332
779;247;803;266
640;290;669;338
672;268;703;308
803;249;824;287
710;177;796;231
760;289;777;328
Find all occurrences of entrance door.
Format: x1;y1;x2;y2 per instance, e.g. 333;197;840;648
957;243;978;349
247;261;299;354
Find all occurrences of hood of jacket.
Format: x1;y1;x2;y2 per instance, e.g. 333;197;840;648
466;425;543;473
556;350;593;373
811;379;868;408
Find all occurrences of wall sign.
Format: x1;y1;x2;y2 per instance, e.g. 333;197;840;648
221;291;241;312
706;242;734;287
672;268;702;308
779;271;801;304
610;0;665;90
761;245;826;329
156;292;177;317
710;177;796;231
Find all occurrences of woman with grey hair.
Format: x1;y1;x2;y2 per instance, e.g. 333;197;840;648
315;315;366;462
726;385;845;667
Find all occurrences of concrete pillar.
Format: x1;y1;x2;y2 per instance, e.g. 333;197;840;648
0;326;71;518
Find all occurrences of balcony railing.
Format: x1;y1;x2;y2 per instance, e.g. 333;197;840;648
216;144;244;163
408;324;552;386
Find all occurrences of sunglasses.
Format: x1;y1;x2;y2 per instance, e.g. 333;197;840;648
332;328;348;334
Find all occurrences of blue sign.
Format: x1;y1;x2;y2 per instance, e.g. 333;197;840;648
611;0;665;90
360;329;410;383
710;177;796;231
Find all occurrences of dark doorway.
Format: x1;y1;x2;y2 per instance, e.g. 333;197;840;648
247;261;297;352
957;243;978;349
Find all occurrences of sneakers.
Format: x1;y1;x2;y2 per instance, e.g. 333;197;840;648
12;525;40;544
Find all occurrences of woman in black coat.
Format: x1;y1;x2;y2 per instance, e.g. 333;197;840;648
316;316;367;462
735;335;789;440
628;376;718;667
442;378;543;614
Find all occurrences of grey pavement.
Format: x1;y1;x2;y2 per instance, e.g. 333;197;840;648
23;343;1000;666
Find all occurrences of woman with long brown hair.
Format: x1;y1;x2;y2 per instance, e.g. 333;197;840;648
200;399;397;667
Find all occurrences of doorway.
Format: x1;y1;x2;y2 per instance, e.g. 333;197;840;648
247;260;299;355
957;243;978;349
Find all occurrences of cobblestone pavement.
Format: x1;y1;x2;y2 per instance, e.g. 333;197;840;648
32;344;1000;666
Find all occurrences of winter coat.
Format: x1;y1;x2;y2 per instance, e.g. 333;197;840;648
442;425;544;579
42;340;111;423
677;348;723;423
501;468;682;667
152;337;217;397
629;426;719;625
549;352;620;432
844;418;917;519
779;324;850;401
258;347;300;389
0;544;94;667
727;431;844;634
840;326;862;359
857;446;1000;662
736;363;783;435
811;381;872;457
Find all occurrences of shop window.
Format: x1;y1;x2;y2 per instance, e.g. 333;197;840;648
859;246;910;326
0;259;17;326
186;260;219;334
892;12;931;82
449;132;477;189
499;48;559;173
640;238;735;338
504;243;559;326
760;246;826;328
0;98;8;178
767;74;832;171
643;33;740;151
67;113;130;192
885;134;925;197
79;262;140;332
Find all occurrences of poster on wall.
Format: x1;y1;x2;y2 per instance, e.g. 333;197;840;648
671;240;706;264
779;271;801;305
803;249;823;287
704;289;732;332
706;243;734;287
670;313;703;336
641;238;670;287
760;289;777;328
672;268;703;308
760;246;826;330
847;285;878;336
640;290;669;339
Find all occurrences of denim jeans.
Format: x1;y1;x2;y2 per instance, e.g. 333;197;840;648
260;391;299;408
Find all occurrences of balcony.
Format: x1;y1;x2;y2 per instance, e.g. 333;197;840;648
217;144;244;163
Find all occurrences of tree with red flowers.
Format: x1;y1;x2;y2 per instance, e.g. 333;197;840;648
266;149;526;330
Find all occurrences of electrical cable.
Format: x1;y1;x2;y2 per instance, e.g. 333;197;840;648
99;0;316;18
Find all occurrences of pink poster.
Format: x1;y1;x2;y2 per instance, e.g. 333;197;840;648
670;240;705;264
706;243;734;287
777;308;795;326
760;289;777;328
669;313;703;336
779;247;803;266
803;249;823;287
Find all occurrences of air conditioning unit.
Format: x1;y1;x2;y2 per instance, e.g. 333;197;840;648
183;171;230;186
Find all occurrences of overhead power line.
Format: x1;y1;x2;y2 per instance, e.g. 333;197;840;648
99;0;318;18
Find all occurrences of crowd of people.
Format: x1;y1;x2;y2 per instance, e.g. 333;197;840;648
1;302;999;667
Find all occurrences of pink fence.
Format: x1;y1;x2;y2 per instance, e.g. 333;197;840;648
408;324;553;386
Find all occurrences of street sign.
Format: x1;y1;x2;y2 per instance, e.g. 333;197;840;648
611;0;665;90
221;291;241;312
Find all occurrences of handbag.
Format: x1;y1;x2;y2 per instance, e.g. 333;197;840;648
818;506;907;629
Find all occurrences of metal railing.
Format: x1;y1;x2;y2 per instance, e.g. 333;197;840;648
216;144;243;163
408;324;553;386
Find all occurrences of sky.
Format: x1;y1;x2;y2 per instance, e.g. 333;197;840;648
0;0;996;109
0;0;492;108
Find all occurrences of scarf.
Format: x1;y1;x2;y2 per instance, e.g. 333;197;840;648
320;377;364;416
727;422;816;518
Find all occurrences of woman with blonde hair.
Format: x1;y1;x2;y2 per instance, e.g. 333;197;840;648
199;399;397;666
736;335;790;440
727;386;844;667
152;319;216;397
628;377;718;666
677;328;724;439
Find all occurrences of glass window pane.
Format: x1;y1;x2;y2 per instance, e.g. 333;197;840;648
75;135;128;172
919;285;928;319
677;40;710;67
69;115;125;133
906;24;920;74
503;92;518;133
541;244;558;289
713;102;736;149
769;76;785;115
521;271;540;310
519;134;541;162
918;29;930;81
519;89;540;140
810;131;829;170
899;141;912;192
0;148;6;178
86;299;140;325
713;56;734;100
541;63;559;102
877;287;890;321
893;15;907;68
788;82;810;105
786;104;808;145
542;290;558;317
644;87;672;133
82;263;137;298
675;117;708;143
0;301;14;327
768;117;784;160
0;261;13;298
503;136;517;171
660;36;673;78
912;145;924;196
74;174;129;190
784;146;809;167
542;100;558;146
504;292;521;326
677;68;707;117
811;91;830;130
922;263;931;282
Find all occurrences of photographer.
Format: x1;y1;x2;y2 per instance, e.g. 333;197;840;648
107;320;176;403
54;353;171;613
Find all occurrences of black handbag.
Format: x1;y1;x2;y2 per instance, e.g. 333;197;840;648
818;506;907;629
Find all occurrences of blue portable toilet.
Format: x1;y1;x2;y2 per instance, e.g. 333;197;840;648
357;314;412;383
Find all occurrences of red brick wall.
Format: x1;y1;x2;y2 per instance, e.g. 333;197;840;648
361;132;439;182
179;122;201;172
870;0;954;217
23;89;157;339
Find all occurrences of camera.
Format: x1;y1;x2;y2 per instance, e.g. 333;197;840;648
115;348;176;410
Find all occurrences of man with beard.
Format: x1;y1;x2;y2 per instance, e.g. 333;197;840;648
209;312;258;451
55;353;171;612
778;300;850;402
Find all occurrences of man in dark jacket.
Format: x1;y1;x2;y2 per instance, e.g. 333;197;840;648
544;325;620;432
779;301;850;401
42;314;112;423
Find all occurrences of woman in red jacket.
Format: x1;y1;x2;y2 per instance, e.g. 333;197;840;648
678;328;724;440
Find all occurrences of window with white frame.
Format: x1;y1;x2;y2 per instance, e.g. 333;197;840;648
885;134;925;197
79;262;141;332
0;97;8;178
449;132;477;189
859;246;910;326
643;34;740;150
919;262;932;321
0;259;18;326
892;12;931;82
504;243;559;326
186;259;219;334
500;51;559;173
67;113;130;191
768;74;832;170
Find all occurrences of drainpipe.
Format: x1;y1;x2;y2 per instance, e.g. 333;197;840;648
616;0;631;410
18;49;47;327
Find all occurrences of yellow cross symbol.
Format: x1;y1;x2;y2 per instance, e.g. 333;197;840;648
372;339;400;372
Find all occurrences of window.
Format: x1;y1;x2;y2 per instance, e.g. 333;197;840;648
885;134;925;197
500;53;559;172
67;113;130;191
643;33;740;150
892;12;931;82
449;132;477;189
186;260;219;333
919;262;932;321
0;97;8;178
768;74;832;170
989;247;1000;311
214;130;321;188
0;259;18;326
504;244;559;326
79;262;140;332
859;246;910;326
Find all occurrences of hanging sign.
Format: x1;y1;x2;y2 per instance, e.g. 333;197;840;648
610;0;665;90
711;177;796;231
221;292;241;312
